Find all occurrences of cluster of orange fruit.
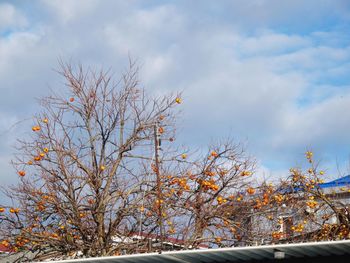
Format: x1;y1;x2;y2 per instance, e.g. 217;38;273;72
306;199;318;209
79;212;86;218
320;224;350;239
40;193;55;202
271;231;283;239
9;208;20;213
336;225;350;239
246;187;255;195
253;191;271;209
169;177;190;191
291;223;304;233
235;194;243;202
36;200;46;212
14;236;29;247
207;150;218;160
33;151;46;162
305;151;313;162
1;240;9;247
32;118;49;132
216;196;228;205
25;147;49;166
36;231;57;239
204;169;216;177
290;168;302;182
274;194;284;204
154;199;164;208
210;151;218;157
197;178;219;191
32;126;41;132
240;170;252;177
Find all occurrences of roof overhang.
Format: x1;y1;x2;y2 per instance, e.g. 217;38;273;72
40;240;350;263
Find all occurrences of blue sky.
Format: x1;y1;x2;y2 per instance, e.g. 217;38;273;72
1;0;350;187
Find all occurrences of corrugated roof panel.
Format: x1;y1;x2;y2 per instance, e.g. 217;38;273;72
205;251;234;262
319;175;350;188
161;254;193;263
38;240;350;263
284;249;300;258
287;246;317;257
194;252;228;262
131;256;161;263
245;247;271;259
180;252;215;263
305;245;332;256
236;249;265;260
327;243;350;255
218;251;243;262
174;254;212;263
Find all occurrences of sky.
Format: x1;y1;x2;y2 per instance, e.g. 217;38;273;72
1;0;350;189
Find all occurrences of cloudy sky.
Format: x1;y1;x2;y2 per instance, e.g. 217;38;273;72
1;0;350;188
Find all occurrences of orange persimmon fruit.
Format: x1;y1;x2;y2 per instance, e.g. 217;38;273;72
18;171;26;177
32;126;41;132
210;151;218;157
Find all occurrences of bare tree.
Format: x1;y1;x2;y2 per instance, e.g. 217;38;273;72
0;61;182;259
0;61;259;261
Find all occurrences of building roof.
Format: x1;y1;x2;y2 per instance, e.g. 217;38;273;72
42;240;350;263
0;244;12;253
319;175;350;189
119;232;208;249
279;174;350;194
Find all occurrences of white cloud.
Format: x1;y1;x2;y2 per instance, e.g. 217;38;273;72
103;4;184;56
271;46;350;73
39;0;100;23
236;33;312;56
0;31;41;72
211;0;350;29
275;92;350;148
0;3;27;31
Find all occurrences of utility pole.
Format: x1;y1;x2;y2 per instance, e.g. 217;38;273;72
153;122;164;252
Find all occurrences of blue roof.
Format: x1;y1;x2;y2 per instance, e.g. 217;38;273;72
278;175;350;194
319;175;350;189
